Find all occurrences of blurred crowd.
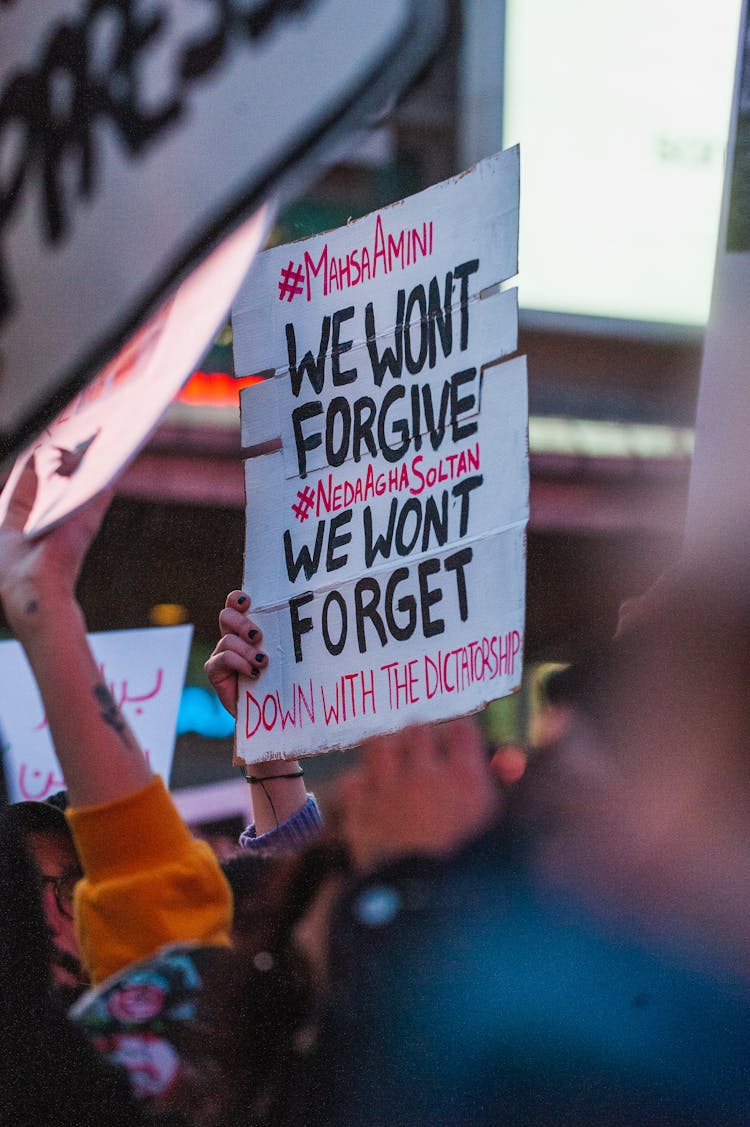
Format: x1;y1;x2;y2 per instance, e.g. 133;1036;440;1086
1;459;749;1126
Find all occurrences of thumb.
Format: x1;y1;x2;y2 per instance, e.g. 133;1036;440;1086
1;457;38;533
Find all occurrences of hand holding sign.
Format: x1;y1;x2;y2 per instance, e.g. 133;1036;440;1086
0;1;448;534
0;205;273;537
205;588;312;835
0;458;112;636
0;460;154;806
205;590;269;717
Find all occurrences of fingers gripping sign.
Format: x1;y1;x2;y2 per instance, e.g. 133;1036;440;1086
204;591;268;718
0;454;154;808
0;456;112;636
205;589;310;837
3;456;37;531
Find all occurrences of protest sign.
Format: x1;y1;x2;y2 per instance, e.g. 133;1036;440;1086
0;0;446;465
232;148;528;762
0;625;192;803
0;205;272;535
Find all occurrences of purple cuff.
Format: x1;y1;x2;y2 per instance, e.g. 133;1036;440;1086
239;794;323;855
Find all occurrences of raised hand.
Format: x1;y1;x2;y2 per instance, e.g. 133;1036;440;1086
204;590;268;717
338;716;500;872
0;457;111;639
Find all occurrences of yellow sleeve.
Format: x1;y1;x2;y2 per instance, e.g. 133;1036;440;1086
66;775;232;985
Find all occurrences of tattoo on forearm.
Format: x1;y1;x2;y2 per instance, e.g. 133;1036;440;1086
93;683;133;747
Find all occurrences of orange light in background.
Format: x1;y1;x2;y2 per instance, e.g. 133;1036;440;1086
149;603;190;626
177;370;265;408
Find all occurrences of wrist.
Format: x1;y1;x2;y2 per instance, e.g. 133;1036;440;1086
246;768;304;784
243;760;308;836
243;759;302;781
9;591;85;650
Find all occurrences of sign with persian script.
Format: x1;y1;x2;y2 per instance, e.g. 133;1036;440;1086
0;626;192;802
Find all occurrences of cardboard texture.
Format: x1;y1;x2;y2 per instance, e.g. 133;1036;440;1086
233;149;528;762
0;207;272;536
0;0;446;461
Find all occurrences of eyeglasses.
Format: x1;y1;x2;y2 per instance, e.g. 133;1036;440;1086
39;868;82;920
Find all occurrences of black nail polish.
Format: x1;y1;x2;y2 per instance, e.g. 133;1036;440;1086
249;629;258;641
237;595;248;605
255;652;266;664
250;667;260;679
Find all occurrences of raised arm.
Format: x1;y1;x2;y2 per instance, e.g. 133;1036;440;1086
0;460;232;982
206;590;317;844
338;716;501;872
0;461;151;806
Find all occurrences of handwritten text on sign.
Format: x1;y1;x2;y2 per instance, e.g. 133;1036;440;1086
233;149;527;761
0;626;192;803
0;0;445;460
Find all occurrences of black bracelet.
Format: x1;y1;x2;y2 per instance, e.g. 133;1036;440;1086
245;769;304;784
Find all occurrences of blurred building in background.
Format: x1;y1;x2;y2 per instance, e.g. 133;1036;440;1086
24;0;740;793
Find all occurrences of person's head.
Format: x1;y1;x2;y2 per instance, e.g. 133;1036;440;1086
0;800;150;1124
226;838;352;996
2;800;87;1002
510;567;750;969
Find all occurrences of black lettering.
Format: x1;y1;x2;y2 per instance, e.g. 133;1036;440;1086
240;0;314;40
410;383;423;452
331;305;356;385
283;522;325;582
378;384;410;462
286;317;330;396
325;396;351;468
326;510;352;572
289;590;315;662
0;0;178;322
384;567;417;641
0;0;317;327
291;400;323;478
444;546;473;620
404;284;427;375
181;0;314;77
422;491;449;549
364;500;397;567
352;396;377;462
365;291;404;385
453;259;479;349
428;271;453;366
422;379;451;451
451;475;483;537
354;577;387;653
322;590;347;655
451;367;478;442
395;497;422;557
418;557;444;637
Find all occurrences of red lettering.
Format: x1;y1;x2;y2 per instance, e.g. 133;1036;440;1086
304;245;328;300
387;228;405;269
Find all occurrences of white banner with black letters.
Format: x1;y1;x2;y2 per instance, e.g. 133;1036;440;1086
0;0;447;465
233;148;528;762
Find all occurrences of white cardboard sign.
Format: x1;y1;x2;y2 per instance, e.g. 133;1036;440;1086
0;625;192;803
0;0;447;462
0;205;272;536
233;149;528;762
